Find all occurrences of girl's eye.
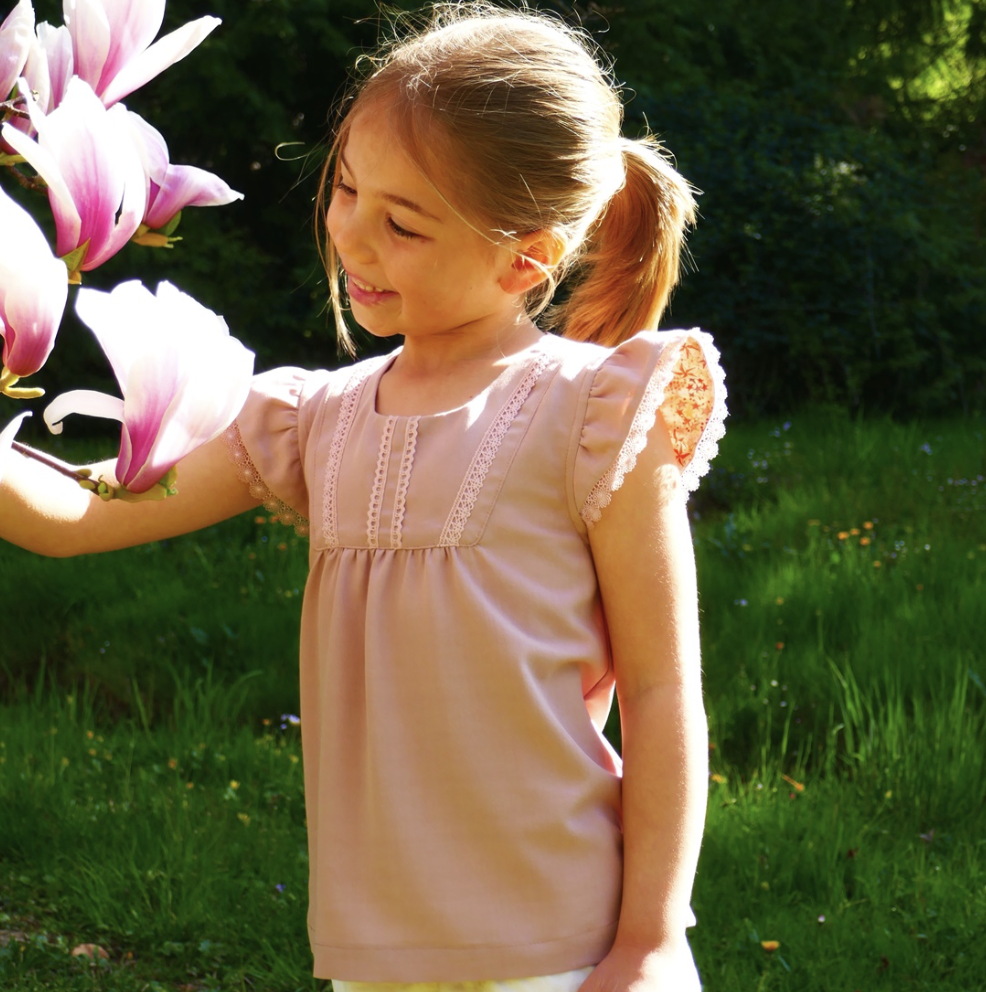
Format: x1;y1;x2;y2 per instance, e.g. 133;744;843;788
387;217;418;240
335;180;356;197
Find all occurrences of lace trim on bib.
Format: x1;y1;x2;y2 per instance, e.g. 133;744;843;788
580;332;727;527
390;417;419;550
323;360;381;548
438;352;550;548
223;422;310;537
367;416;396;548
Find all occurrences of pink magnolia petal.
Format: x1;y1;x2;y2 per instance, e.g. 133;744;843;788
71;280;253;493
62;0;110;96
99;15;220;107
0;0;33;101
92;0;165;94
20;33;52;121
37;22;73;110
0;411;32;486
146;164;242;230
121;109;169;187
0;185;68;378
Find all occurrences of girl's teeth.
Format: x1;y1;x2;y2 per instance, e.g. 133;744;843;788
353;276;387;293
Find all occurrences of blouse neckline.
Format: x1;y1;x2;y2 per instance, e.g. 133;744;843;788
369;333;551;421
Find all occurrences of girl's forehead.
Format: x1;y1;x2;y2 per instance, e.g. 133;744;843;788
342;108;457;219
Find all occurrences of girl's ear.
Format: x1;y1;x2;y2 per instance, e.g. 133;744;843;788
499;230;565;295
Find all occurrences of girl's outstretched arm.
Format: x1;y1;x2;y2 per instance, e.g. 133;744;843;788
583;411;706;992
0;435;256;557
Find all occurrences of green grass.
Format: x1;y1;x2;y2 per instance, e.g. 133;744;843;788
1;409;984;989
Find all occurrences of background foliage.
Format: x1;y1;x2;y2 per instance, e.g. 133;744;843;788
10;0;985;430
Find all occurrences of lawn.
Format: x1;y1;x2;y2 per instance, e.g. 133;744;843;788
1;409;983;990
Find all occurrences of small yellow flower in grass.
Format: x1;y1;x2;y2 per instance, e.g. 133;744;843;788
86;730;94;740
775;597;785;606
850;527;860;536
88;748;97;757
229;780;240;791
859;536;871;546
807;519;820;526
761;940;780;952
837;531;849;541
760;881;770;891
277;542;288;551
916;584;924;592
873;560;882;569
289;754;300;764
864;521;874;530
61;757;69;768
710;773;726;784
782;774;805;792
254;516;267;524
168;758;178;769
262;718;271;726
776;642;785;651
238;812;251;826
186;781;195;790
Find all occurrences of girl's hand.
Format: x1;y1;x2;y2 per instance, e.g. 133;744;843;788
578;940;701;992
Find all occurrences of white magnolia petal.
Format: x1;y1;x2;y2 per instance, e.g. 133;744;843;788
1;107;83;256
0;411;31;486
44;389;124;435
0;0;33;100
63;0;111;93
0;185;68;377
120;108;169;189
37;22;73;110
75;280;161;387
99;15;220;107
95;0;165;93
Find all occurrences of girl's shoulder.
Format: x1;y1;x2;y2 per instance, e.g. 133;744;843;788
558;329;728;524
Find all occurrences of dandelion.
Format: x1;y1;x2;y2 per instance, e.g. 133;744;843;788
761;940;780;952
807;519;820;526
837;531;849;540
850;527;860;536
775;597;784;605
775;642;785;651
229;780;240;790
710;773;726;784
167;758;178;769
238;812;251;826
277;542;288;551
88;747;97;756
863;521;874;530
186;781;194;790
782;774;804;792
254;516;267;524
860;537;871;546
289;754;300;764
873;561;882;568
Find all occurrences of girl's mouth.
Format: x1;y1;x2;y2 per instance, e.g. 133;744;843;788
347;272;396;305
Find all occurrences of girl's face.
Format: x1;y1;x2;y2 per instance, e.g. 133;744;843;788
326;106;524;346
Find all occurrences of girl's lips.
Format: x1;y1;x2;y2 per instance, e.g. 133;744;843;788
346;272;396;306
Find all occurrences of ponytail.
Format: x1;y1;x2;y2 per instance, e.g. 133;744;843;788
556;136;697;348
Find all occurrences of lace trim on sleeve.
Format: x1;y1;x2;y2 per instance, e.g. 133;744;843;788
223;422;310;537
580;332;727;527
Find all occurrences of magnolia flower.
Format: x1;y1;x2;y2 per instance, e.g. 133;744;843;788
123;110;242;235
0;0;33;102
63;0;220;108
45;280;254;495
0;410;30;486
1;76;145;277
0;184;68;391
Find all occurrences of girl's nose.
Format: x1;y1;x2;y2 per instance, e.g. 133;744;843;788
329;206;374;265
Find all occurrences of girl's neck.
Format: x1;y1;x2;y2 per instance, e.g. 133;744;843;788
375;317;544;417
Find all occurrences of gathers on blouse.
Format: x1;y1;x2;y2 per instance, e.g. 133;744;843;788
225;329;727;982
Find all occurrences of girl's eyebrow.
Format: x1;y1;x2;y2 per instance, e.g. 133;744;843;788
340;151;441;222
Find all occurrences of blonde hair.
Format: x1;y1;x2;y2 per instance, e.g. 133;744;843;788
317;2;697;354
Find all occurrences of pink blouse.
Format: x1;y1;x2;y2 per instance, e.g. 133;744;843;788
226;329;726;982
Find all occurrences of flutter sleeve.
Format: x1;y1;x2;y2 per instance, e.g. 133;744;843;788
223;366;325;536
574;329;727;527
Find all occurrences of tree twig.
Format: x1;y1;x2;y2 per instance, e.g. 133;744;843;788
11;441;92;482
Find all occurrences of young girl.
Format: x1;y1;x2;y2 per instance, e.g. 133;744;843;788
1;4;725;991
